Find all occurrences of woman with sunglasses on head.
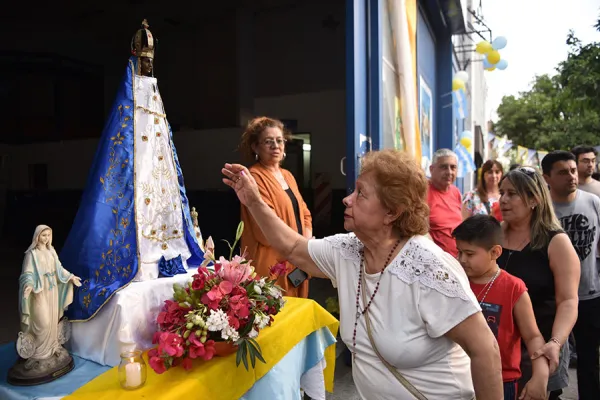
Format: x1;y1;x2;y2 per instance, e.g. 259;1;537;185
238;117;313;298
498;166;580;399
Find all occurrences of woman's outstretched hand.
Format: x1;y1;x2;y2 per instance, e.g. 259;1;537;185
222;163;261;207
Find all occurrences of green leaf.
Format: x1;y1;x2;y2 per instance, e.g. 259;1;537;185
236;345;243;367
241;341;249;371
249;338;264;357
247;339;266;365
247;342;257;368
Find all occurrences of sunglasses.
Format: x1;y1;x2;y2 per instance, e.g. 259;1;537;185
514;166;537;179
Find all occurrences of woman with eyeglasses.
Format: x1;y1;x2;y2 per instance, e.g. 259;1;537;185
238;117;313;298
498;166;580;399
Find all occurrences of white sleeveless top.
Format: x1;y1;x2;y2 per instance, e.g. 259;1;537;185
308;234;481;399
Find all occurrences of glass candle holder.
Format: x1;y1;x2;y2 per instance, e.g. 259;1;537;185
118;350;147;390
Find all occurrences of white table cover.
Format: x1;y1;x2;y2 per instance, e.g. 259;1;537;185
69;269;197;366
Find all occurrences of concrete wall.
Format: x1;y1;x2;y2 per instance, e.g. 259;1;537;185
5;90;346;191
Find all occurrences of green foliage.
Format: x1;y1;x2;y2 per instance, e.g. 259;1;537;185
495;15;600;151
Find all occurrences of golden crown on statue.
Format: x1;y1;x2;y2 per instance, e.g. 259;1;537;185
131;19;155;59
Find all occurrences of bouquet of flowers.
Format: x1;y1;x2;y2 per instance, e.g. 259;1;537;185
148;222;287;373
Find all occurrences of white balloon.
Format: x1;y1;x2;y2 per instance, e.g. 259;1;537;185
454;71;469;82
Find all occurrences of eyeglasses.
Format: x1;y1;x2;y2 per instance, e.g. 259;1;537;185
261;138;287;147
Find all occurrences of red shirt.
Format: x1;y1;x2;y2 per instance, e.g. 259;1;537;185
492;202;503;221
427;182;462;257
470;270;527;382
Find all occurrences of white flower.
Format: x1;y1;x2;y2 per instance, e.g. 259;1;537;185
255;313;271;329
257;278;266;288
248;328;259;339
279;298;286;308
254;284;262;295
221;325;240;342
206;309;229;332
267;286;282;299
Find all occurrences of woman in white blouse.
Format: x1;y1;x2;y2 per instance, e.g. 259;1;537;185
223;149;502;399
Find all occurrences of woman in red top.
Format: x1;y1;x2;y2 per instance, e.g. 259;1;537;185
454;215;550;400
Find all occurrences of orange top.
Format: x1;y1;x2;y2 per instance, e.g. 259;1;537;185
241;163;312;298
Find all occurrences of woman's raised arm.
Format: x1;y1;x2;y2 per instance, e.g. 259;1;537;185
223;163;327;278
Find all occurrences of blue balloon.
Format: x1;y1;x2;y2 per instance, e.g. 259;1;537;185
483;58;493;69
496;59;508;70
460;130;473;139
492;36;507;50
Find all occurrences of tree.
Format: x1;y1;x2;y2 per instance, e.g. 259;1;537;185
494;14;600;151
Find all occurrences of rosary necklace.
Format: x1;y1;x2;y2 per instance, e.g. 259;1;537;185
476;267;501;305
352;239;401;361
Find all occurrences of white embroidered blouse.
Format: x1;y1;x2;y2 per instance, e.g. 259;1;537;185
308;234;481;399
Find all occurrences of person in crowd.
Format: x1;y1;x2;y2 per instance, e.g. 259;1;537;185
223;149;503;399
542;151;600;400
571;145;600;198
238;116;312;298
569;146;600;368
427;149;463;257
497;166;580;399
454;215;550;400
462;160;504;218
509;164;522;172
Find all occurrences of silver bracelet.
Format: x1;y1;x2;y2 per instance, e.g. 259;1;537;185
549;337;561;347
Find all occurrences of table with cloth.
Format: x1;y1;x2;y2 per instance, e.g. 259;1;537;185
0;297;339;400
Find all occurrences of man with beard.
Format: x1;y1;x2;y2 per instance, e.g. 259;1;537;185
572;145;600;198
542;150;600;400
427;149;462;257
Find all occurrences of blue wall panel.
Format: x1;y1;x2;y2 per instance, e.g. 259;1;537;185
436;38;454;151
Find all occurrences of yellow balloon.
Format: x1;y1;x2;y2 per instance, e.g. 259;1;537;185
452;79;465;91
487;50;501;65
485;66;496;72
460;137;472;148
476;41;493;54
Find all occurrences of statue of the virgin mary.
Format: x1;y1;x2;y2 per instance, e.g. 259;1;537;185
61;20;204;322
8;225;81;385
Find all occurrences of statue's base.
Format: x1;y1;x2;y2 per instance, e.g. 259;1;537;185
7;347;74;386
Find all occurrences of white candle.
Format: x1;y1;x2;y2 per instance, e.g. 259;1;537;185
125;362;142;388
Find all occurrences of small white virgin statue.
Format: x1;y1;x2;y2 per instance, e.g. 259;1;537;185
9;225;82;385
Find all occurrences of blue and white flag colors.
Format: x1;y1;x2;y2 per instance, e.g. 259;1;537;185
454;143;476;178
452;88;469;119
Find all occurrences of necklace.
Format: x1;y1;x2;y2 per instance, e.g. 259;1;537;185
476;268;501;305
503;234;529;270
352;239;401;361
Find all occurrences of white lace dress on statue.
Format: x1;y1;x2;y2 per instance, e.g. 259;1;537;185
308;234;481;399
133;75;191;281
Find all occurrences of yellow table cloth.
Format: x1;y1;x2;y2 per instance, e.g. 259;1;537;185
65;297;339;400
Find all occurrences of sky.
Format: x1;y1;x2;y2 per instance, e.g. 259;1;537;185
482;0;600;121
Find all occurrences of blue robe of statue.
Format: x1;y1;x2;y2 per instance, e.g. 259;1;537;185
62;57;204;322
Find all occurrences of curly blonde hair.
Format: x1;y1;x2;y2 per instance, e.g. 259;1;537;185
360;149;430;237
238;116;292;162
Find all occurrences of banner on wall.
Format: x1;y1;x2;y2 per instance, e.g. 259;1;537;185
419;76;433;169
387;0;420;163
452;88;468;120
